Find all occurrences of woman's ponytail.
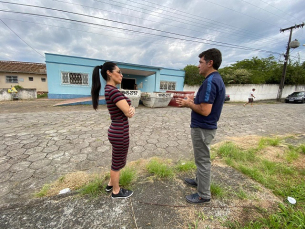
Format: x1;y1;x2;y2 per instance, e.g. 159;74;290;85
91;62;117;110
91;66;101;110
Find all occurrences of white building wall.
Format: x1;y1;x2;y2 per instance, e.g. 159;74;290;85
183;84;305;102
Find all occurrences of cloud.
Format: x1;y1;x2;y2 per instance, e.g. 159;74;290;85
0;0;304;68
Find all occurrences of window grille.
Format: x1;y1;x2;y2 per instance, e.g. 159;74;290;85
61;72;89;85
6;76;18;83
160;81;176;90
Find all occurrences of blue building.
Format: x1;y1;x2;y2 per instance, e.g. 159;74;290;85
45;53;185;102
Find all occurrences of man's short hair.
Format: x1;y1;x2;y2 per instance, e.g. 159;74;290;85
198;48;222;70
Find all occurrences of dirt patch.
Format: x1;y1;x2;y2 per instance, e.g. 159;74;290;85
258;145;286;163
225;135;262;150
40;171;97;197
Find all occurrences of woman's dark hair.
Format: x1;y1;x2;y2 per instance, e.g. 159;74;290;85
91;62;117;110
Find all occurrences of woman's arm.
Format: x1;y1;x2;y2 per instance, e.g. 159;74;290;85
116;99;135;118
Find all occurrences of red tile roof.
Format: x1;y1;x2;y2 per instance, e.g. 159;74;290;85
0;60;46;75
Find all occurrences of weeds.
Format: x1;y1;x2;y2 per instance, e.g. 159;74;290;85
299;144;305;154
79;177;104;197
258;137;281;149
119;167;137;188
37;93;48;99
211;183;225;198
215;136;305;228
35;184;50;197
236;189;248;200
147;158;174;178
176;160;196;172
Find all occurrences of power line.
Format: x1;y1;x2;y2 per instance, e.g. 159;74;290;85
239;0;298;25
199;0;278;27
0;1;284;53
0;8;282;55
6;16;301;62
48;0;254;44
0;18;44;57
105;0;272;38
47;0;289;48
0;16;178;45
1;2;248;48
94;0;281;45
256;0;302;23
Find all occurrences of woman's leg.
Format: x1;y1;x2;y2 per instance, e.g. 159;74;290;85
110;170;120;194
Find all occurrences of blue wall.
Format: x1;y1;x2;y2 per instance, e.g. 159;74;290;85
45;53;185;99
160;68;184;92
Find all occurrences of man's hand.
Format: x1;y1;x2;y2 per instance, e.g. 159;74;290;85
176;95;193;107
176;95;212;116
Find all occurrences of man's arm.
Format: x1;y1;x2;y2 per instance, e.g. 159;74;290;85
176;96;212;116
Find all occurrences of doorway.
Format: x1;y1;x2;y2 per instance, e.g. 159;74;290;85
121;78;136;90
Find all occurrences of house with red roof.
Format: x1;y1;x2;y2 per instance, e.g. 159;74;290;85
0;60;48;93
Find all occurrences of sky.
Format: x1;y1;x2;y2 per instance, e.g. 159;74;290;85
0;0;305;69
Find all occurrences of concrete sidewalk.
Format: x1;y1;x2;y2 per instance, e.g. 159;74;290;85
0;101;304;228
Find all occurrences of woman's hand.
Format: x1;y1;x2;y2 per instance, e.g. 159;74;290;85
128;106;135;118
116;100;134;118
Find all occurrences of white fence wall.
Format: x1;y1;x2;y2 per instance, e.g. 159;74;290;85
0;89;37;101
183;84;305;102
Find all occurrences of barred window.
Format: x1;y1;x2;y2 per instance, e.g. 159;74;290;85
6;76;18;83
61;72;89;85
160;81;176;90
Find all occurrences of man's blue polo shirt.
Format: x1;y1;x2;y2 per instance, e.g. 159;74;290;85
191;71;225;129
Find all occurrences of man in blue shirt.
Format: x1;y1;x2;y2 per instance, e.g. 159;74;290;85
177;48;225;204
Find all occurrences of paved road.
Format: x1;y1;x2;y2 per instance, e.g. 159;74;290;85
0;101;304;207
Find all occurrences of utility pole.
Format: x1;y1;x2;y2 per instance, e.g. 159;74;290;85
277;22;304;101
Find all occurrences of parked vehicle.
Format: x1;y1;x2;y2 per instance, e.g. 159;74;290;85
225;94;230;102
285;91;305;103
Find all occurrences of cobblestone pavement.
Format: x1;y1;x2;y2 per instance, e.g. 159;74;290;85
0;101;304;206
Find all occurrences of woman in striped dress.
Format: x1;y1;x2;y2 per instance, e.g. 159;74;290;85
91;62;135;199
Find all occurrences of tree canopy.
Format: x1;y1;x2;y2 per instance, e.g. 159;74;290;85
183;56;305;85
183;65;203;86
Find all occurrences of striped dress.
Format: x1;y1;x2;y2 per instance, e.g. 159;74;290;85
105;84;131;171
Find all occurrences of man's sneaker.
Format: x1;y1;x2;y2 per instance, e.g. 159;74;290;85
186;193;210;204
184;178;197;187
112;188;133;199
105;185;113;192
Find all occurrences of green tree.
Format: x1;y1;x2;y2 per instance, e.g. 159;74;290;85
183;56;305;86
219;68;252;84
218;56;284;85
183;65;203;85
285;60;305;85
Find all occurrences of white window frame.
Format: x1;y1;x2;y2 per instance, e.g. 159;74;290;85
61;72;89;85
160;81;176;90
6;76;18;83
